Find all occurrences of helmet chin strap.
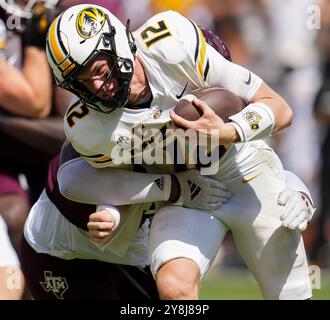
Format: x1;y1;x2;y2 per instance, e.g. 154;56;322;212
125;19;137;56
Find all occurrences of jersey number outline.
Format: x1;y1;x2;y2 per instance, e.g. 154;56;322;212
141;20;172;47
66;104;89;128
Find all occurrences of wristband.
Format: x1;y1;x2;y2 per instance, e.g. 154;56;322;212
229;102;275;142
96;204;121;231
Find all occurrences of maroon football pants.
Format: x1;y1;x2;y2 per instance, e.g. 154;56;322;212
20;236;159;300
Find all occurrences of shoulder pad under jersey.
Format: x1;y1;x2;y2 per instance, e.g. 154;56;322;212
135;10;202;64
135;10;209;82
63;101;134;165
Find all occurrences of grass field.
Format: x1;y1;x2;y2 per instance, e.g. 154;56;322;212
200;268;330;300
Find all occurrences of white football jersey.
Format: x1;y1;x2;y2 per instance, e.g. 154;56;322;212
64;10;263;174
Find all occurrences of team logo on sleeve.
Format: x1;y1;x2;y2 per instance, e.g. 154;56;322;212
117;135;132;149
152;108;162;119
40;271;69;299
76;7;106;39
243;111;262;131
154;177;165;190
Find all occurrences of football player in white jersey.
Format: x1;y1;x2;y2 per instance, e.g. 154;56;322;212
46;4;315;299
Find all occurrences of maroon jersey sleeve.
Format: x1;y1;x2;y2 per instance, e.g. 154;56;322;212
45;155;96;231
200;27;232;62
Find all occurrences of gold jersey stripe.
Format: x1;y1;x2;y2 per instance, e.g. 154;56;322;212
197;28;206;78
85;155;112;164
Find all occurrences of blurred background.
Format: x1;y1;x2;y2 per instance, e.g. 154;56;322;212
1;0;330;299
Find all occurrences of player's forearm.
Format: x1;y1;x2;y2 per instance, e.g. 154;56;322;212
207;49;292;139
228;83;292;143
0;60;42;117
58;157;176;205
249;82;293;134
0;115;65;154
22;47;52;118
0;49;52;118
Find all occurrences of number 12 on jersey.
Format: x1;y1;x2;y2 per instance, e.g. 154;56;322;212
141;20;172;47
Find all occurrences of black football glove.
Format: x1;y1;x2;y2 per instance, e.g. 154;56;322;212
24;2;56;48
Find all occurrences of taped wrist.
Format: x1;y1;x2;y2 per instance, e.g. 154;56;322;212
229;103;275;142
96;205;121;231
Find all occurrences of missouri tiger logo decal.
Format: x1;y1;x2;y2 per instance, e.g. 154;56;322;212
76;7;106;39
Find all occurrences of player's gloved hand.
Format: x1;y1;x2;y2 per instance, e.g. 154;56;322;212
24;2;56;48
174;170;232;211
0;19;7;60
278;189;316;232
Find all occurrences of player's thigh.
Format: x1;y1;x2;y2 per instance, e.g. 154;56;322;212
149;205;227;278
227;179;311;300
232;217;311;299
21;235;139;300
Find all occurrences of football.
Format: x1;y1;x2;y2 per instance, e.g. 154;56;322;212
174;87;245;122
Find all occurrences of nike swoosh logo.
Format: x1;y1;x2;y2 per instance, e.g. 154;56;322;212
243;72;251;85
242;172;262;184
176;82;188;99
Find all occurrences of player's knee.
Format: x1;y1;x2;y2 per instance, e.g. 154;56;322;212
156;258;200;300
156;272;197;300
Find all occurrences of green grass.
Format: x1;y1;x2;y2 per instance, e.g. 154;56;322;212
200;268;330;300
